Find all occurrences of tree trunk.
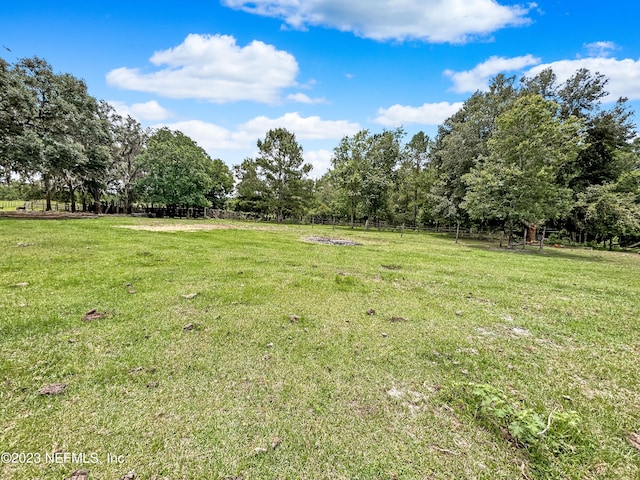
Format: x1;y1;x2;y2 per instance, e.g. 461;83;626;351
94;190;102;214
523;226;527;249
124;187;131;214
413;188;418;227
455;221;460;243
45;181;52;211
68;183;76;213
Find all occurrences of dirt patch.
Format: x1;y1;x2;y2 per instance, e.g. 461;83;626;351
116;224;236;232
39;383;67;395
305;236;362;246
627;432;640;452
0;211;97;220
82;309;108;321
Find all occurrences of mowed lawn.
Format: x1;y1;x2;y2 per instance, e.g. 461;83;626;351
0;216;639;479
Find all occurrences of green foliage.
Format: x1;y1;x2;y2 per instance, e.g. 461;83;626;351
310;173;342;219
462;94;583;233
106;107;148;213
430;75;520;224
1;56;112;211
253;127;313;221
547;230;573;245
330;129;370;224
0;182;44;200
233;158;270;214
2;52;638;248
331;128;404;225
560;99;636;196
393;131;435;225
468;383;581;457
206;158;234;209
576;182;640;247
135;128;214;207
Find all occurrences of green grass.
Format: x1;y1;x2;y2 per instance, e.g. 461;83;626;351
1;217;639;479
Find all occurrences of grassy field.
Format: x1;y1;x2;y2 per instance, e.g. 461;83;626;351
0;216;639;479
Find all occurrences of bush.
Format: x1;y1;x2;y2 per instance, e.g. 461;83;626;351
547;229;573;245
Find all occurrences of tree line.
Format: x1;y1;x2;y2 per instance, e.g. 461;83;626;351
234;69;640;248
1;56;639;248
0;56;234;214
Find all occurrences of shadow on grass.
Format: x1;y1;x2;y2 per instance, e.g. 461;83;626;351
457;238;616;263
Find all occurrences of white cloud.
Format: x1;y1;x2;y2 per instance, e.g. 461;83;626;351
108;100;173;121
444;52;640;102
286;93;327;104
238;112;360;141
444;54;541;93
154;113;360;154
304;149;334;178
527;57;640;101
106;34;299;103
375;101;464;126
222;0;535;44
583;41;618;58
152;120;244;151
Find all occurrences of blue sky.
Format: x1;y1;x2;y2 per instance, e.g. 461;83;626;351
3;1;640;177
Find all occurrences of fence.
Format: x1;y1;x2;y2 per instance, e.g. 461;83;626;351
0;200;70;212
1;200;559;244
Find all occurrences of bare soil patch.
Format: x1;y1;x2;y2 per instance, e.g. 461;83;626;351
304;236;362;246
0;211;97;220
82;309;108;321
116;224;236;232
38;383;67;395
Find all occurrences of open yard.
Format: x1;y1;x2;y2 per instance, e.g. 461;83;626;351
1;217;639;479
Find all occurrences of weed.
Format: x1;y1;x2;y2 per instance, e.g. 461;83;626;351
469;383;580;450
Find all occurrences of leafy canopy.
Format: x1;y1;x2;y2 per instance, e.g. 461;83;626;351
462;94;584;228
135;128;214;207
